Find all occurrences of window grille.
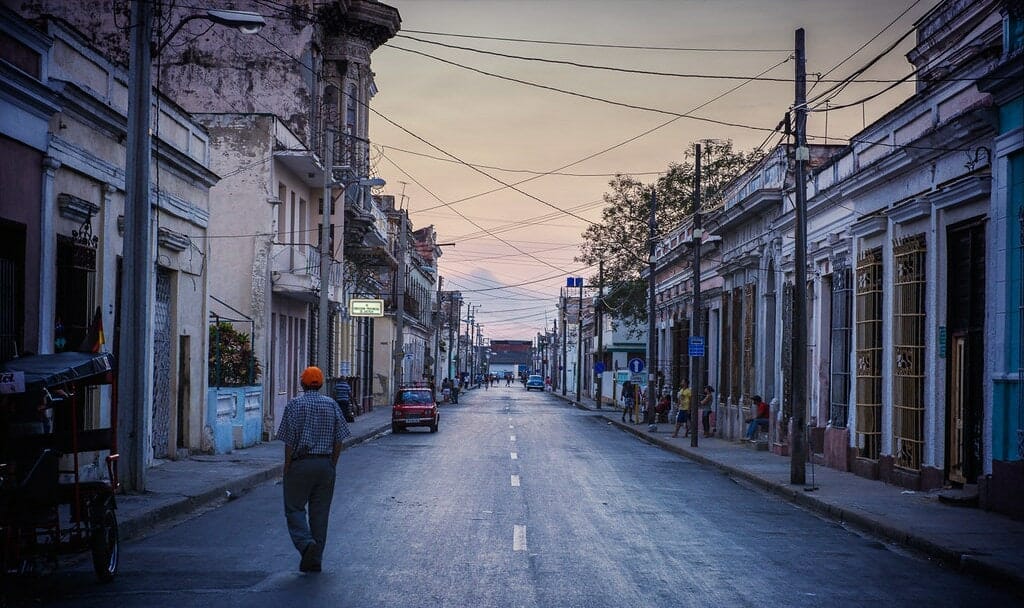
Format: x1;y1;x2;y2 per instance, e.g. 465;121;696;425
855;248;883;458
892;236;926;470
743;283;757;397
721;297;731;403
730;287;743;403
830;262;852;428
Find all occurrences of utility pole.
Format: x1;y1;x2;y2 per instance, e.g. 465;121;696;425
647;189;658;428
120;0;154;491
394;209;407;388
561;289;567;396
434;276;443;390
595;258;604;409
447;293;455;382
691;144;703;448
576;278;583;403
791;28;809;484
317;130;334;383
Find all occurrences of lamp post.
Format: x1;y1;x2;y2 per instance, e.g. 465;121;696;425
120;1;264;491
647;190;658;429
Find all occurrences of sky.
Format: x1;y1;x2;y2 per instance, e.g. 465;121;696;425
367;0;941;342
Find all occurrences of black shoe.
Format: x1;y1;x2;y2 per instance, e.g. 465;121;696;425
300;541;320;572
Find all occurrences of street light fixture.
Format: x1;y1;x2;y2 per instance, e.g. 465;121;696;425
120;2;265;492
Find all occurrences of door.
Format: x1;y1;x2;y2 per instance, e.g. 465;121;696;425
152;268;172;459
945;220;985;485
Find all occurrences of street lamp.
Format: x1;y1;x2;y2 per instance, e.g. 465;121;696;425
120;1;264;492
317;167;385;385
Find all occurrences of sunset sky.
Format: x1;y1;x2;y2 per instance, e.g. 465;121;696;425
368;0;939;341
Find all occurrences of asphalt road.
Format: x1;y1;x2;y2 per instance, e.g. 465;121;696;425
19;386;1019;607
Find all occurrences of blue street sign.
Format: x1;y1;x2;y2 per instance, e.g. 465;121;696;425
628;358;645;373
566;277;583;288
688;336;705;357
594;361;605;374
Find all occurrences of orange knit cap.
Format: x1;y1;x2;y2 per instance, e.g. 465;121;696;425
300;366;324;388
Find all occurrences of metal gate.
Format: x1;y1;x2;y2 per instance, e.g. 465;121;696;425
152;268;172;458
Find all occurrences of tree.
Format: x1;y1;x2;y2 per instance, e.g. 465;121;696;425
577;140;763;323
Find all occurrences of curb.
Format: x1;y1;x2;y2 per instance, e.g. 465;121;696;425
561;393;1024;592
117;422;392;543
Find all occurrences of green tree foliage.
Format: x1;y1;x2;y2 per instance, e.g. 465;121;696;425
209;322;262;387
577;140;763;323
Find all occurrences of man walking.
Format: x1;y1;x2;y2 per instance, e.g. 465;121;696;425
278;366;351;572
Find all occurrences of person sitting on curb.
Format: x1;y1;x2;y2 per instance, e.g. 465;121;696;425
744;395;770;441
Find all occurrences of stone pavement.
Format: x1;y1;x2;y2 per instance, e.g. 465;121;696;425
552;390;1024;591
114;399;395;542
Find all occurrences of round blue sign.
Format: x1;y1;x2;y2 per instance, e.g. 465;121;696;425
628;358;645;373
594;362;605;374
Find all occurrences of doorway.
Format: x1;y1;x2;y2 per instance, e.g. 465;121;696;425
946;219;985;485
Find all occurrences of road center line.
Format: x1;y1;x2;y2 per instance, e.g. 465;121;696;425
510;435;516;442
511;474;520;487
513;525;527;551
511;452;518;460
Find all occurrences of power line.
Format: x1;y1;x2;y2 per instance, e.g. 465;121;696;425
378;144;666;177
400;28;791;52
395;34;798;82
383;44;779;133
817;0;923;81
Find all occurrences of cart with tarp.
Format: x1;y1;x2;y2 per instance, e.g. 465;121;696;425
0;351;119;582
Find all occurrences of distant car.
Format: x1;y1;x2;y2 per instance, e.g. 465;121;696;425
525;374;544;391
392;387;439;433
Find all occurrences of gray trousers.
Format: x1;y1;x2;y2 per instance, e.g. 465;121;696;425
283;458;336;559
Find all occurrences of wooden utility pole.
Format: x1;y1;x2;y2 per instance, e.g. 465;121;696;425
595;258;604;409
791;28;809;484
690;143;702;448
647;190;658;428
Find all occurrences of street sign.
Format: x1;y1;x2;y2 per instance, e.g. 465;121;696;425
628;358;645;373
594;361;605;374
349;298;384;317
615;370;630;384
630;372;645;384
688;336;705;357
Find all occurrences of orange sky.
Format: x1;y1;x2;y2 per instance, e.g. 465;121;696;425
368;0;939;341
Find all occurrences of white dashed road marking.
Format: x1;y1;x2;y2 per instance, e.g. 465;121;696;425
510;435;516;442
513;525;527;551
511;452;518;460
511;475;520;487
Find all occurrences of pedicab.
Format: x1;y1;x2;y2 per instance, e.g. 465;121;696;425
0;351;119;582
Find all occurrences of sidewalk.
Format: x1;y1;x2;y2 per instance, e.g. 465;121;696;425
552;390;1024;590
114;400;395;542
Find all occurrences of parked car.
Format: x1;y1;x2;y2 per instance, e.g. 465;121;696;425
391;387;439;433
525;374;544;391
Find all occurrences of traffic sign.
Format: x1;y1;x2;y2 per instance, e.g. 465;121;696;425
627;358;645;373
594;361;605;374
688;336;705;357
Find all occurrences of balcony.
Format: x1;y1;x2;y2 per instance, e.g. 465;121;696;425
270;243;342;303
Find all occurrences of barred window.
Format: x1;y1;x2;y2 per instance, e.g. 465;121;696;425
855;248;883;459
892;236;926;470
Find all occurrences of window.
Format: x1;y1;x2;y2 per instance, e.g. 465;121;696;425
856;248;883;458
829;263;852;428
892;236;926;470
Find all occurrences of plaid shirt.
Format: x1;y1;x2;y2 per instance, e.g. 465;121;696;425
277;390;351;457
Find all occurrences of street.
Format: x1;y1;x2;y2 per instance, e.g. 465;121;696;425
24;388;1017;607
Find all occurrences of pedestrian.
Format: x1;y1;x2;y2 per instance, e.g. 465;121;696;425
744;395;770;441
672;378;692;438
700;385;715;437
277;366;351;573
621;380;634;423
334;376;355;423
451;379;460;404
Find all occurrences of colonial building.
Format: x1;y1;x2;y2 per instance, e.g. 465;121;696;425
0;10;215;464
